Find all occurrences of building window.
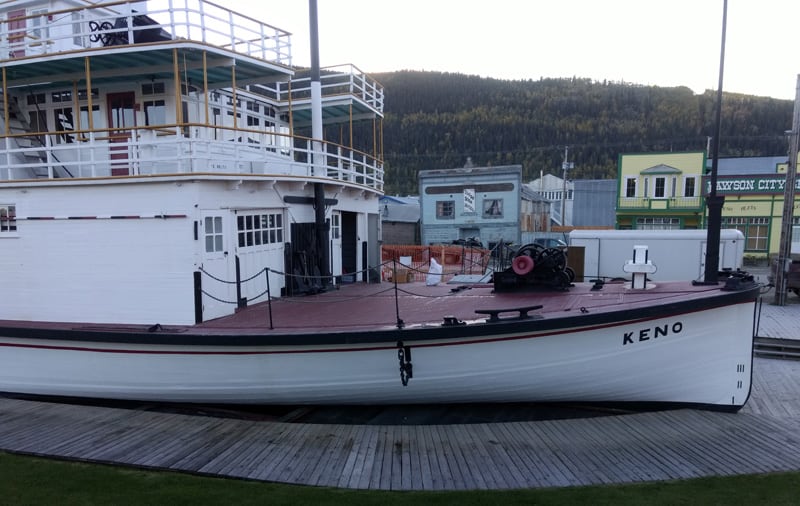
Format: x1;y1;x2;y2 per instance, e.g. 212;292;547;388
684;177;696;197
483;198;503;218
723;217;768;251
236;212;283;248
625;178;637;198
0;204;17;232
204;216;224;253
653;177;666;198
636;217;680;230
330;213;341;240
436;200;455;219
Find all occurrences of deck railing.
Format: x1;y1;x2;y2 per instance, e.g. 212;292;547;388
0;123;384;191
0;0;292;65
617;196;703;210
276;65;385;112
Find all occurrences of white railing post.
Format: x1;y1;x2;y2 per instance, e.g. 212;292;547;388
44;134;53;179
198;0;206;43
88;131;96;178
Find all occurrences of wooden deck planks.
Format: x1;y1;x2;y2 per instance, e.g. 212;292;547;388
0;356;798;490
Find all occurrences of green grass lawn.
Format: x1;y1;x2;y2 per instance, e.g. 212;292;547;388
1;452;798;506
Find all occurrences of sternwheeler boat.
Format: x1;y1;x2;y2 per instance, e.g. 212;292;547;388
0;0;759;411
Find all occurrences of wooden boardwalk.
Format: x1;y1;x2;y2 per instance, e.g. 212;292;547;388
0;300;798;490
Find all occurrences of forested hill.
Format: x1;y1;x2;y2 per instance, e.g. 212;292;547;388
371;71;793;196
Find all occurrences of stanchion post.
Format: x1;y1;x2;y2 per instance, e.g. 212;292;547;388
265;268;274;330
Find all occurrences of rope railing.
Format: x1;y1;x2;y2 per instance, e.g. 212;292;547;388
197;256;493;330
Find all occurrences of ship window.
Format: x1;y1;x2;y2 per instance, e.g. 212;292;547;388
26;93;46;106
77;88;99;101
144;100;166;126
28;110;47;133
71;11;86;47
79;105;101;131
31;9;50;39
436;200;455;219
237;211;283;248
204;216;224;253
52;90;72;103
53;108;75;144
182;101;189;136
0;205;17;232
212;108;222;140
142;82;166;95
330;213;341;240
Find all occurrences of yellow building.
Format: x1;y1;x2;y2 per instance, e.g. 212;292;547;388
617;151;798;259
616;152;706;230
705;158;799;259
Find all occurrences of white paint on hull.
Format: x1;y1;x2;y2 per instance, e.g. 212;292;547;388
0;301;755;407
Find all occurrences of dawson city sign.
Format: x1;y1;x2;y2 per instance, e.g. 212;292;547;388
703;175;800;195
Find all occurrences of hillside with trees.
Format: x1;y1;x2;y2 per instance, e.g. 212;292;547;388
369;71;793;196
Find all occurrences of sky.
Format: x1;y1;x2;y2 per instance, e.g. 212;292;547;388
255;0;800;101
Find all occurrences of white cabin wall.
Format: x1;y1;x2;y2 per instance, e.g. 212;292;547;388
0;181;198;324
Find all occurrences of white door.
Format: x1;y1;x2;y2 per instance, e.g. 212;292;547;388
234;210;286;302
330;212;343;278
200;211;235;321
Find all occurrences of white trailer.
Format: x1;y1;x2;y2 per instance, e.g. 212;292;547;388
569;229;745;281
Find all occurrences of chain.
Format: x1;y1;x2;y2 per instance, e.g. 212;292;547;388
397;341;413;386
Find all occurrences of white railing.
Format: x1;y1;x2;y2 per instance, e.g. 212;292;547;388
0;0;291;65
0;125;383;191
275;64;384;113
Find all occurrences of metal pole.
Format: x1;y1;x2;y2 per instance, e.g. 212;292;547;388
265;268;274;329
561;146;572;227
309;0;330;287
773;75;800;305
701;0;727;285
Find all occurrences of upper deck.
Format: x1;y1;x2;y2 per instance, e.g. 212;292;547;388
0;1;384;191
1;0;292;66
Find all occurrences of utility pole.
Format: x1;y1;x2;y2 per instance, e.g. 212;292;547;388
773;74;800;306
561;146;573;227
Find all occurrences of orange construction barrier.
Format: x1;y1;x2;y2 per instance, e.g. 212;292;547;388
381;244;491;282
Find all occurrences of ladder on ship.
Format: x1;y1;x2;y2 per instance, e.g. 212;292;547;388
0;90;73;179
